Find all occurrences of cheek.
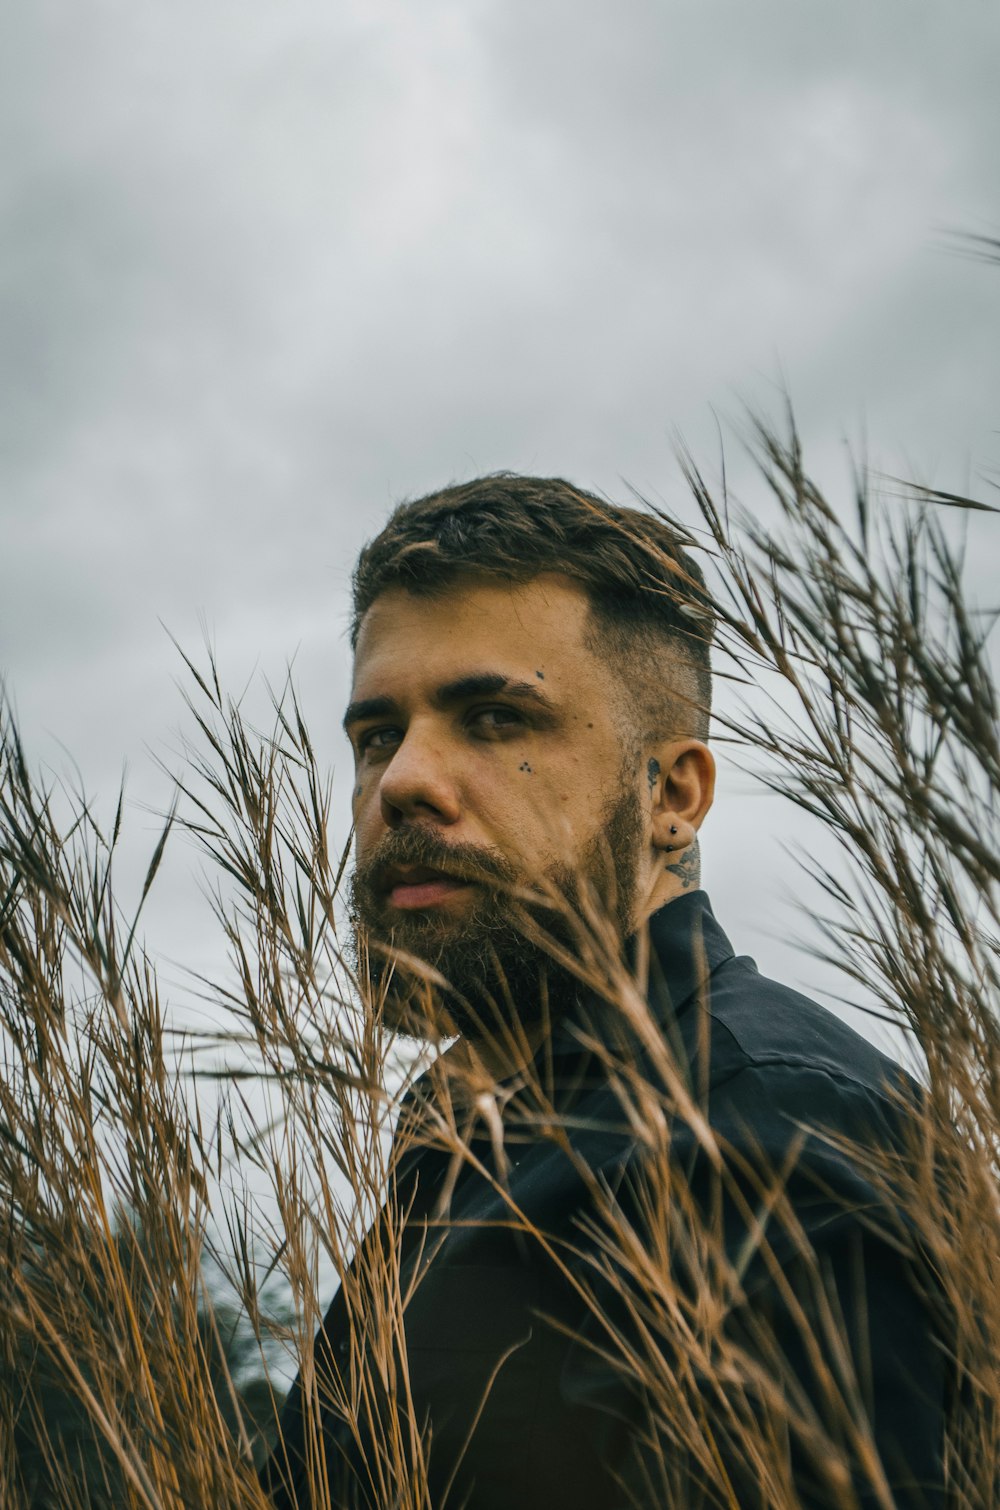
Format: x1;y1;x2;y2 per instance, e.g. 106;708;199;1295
350;774;383;841
350;775;367;818
504;759;592;853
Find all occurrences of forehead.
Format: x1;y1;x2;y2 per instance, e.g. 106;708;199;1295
351;574;600;689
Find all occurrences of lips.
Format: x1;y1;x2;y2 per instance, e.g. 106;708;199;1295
381;864;473;911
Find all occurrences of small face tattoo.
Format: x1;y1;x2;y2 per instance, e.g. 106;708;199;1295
646;757;661;796
519;761;533;774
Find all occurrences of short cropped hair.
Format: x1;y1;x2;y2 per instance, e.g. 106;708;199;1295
350;473;713;742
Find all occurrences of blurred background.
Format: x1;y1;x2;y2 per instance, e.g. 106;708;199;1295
2;0;998;1047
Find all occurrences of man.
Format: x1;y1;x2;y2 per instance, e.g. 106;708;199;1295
263;475;946;1508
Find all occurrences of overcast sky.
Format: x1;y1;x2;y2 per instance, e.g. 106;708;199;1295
2;0;998;1048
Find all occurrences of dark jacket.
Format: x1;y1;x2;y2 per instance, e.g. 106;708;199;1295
262;892;947;1508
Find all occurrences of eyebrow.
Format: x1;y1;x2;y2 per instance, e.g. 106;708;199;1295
342;672;556;732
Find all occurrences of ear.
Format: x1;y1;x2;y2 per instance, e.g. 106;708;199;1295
648;739;715;855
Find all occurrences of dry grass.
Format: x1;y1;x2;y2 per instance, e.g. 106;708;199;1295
0;411;997;1506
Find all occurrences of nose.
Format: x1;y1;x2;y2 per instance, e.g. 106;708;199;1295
378;723;461;829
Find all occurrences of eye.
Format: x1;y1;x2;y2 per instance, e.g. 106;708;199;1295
357;725;403;754
469;706;525;735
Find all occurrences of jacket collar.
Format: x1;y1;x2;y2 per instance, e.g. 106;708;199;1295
545;889;735;1065
645;888;735;1024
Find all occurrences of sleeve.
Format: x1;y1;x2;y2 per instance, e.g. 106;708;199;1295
557;1063;949;1509
257;1282;386;1510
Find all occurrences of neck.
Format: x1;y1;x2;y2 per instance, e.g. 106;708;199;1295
640;839;701;918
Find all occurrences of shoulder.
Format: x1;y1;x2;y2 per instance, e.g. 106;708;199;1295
644;894;922;1159
702;952;910;1099
648;892;915;1111
677;956;925;1198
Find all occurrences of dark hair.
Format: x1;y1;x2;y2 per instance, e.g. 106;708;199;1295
350;473;713;740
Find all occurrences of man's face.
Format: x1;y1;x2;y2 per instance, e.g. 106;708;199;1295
344;574;647;1034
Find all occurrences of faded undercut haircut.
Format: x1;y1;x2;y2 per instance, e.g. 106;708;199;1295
350;473;714;743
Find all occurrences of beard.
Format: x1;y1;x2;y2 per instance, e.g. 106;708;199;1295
347;780;644;1043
